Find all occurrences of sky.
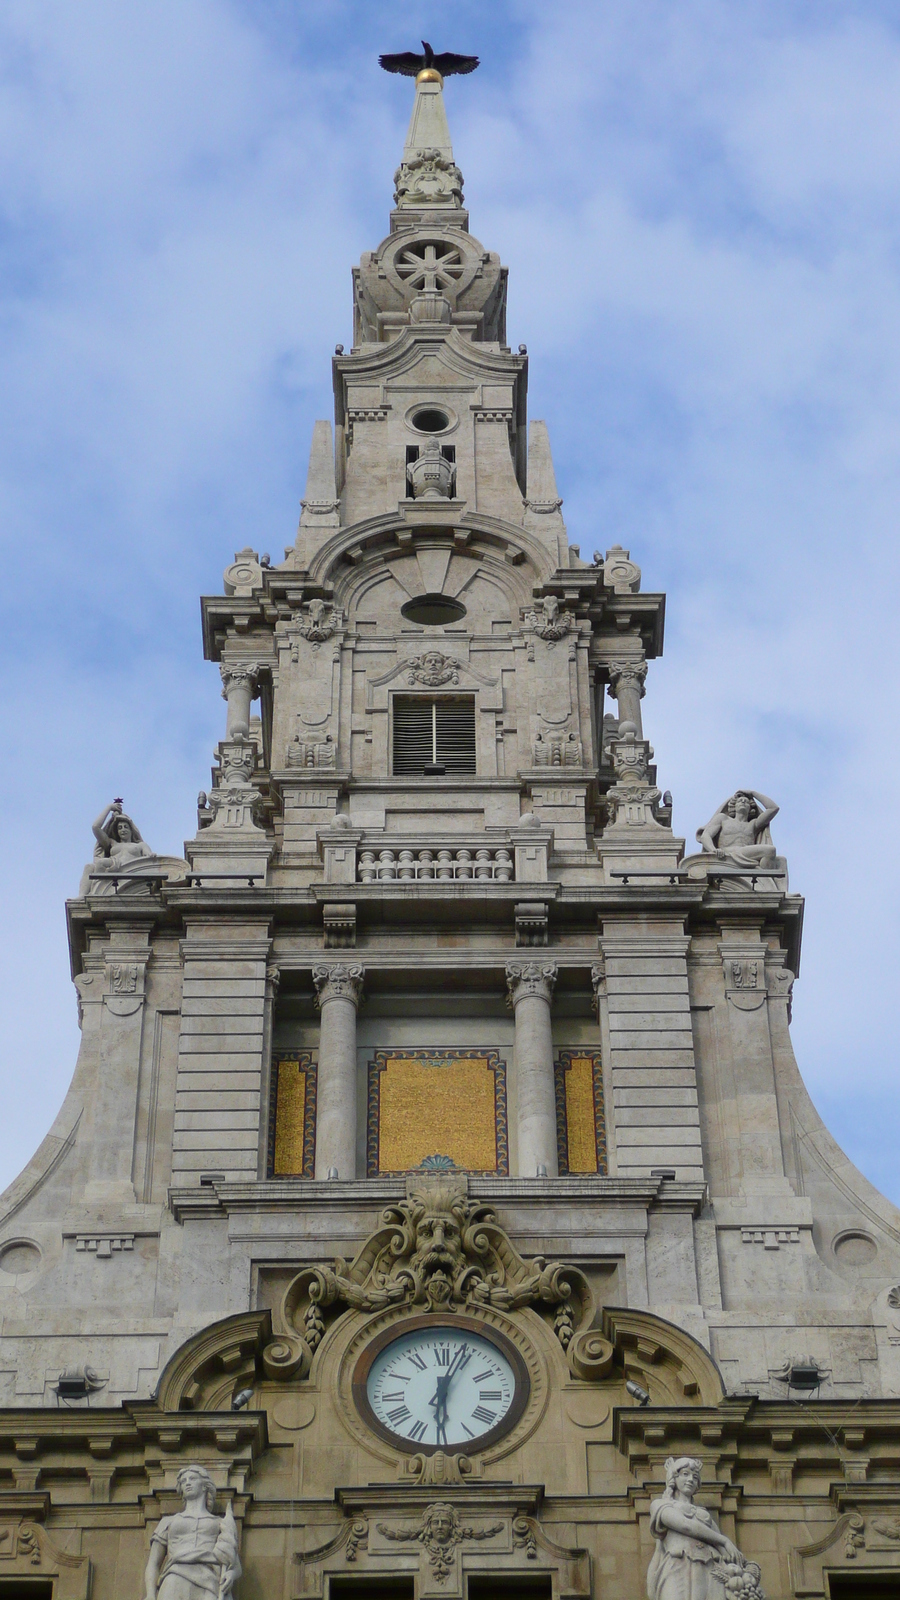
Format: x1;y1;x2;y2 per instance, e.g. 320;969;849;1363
1;0;899;1200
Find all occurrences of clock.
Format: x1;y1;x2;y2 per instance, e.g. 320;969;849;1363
352;1313;530;1454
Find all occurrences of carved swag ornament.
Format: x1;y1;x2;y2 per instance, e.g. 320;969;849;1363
263;1173;607;1382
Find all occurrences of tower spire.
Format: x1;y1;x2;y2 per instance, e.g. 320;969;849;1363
392;71;465;215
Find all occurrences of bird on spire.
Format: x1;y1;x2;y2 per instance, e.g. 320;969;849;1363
379;40;479;78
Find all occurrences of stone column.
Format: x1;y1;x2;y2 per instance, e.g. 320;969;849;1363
506;961;558;1177
607;659;647;736
313;962;365;1180
220;661;260;739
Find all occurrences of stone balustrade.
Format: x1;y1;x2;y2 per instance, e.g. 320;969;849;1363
357;846;514;883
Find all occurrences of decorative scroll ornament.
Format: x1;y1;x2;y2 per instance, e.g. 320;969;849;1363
506;961;558;1007
264;1172;599;1380
394;148;465;208
378;1503;502;1585
297;599;338;643
286;733;337;769
406;649;460;686
533;729;583;767
524;595;575;643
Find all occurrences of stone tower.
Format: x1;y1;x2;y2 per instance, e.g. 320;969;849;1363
1;63;900;1600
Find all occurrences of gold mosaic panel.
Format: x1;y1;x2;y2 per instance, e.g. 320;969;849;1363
367;1050;508;1175
270;1053;316;1177
555;1051;607;1175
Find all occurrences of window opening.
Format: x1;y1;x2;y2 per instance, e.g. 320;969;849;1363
393;697;476;776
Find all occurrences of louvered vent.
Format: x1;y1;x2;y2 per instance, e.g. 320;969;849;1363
393;697;476;775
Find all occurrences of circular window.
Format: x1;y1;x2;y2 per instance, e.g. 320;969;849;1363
401;595;467;626
833;1231;878;1266
411;408;451;434
0;1240;41;1276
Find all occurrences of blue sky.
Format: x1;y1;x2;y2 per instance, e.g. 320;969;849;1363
1;0;899;1199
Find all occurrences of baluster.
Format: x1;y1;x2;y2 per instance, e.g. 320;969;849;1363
456;849;473;879
358;850;376;883
494;848;513;882
474;849;493;880
398;849;415;880
377;850;397;881
436;849;454;880
417;850;434;879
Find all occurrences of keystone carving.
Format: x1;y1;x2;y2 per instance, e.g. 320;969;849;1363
378;1503;502;1585
264;1172;597;1381
406;650;460;686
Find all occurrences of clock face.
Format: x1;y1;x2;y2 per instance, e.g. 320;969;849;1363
353;1315;529;1454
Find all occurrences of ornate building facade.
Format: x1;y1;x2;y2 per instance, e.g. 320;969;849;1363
0;63;899;1600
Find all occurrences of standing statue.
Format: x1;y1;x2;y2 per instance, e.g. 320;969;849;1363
648;1457;764;1599
80;800;159;896
144;1464;241;1600
697;791;779;870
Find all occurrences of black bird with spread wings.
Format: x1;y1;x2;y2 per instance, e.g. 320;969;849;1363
379;40;479;78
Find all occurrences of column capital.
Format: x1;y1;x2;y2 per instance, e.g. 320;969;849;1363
313;962;365;1009
219;660;262;698
607;658;647;698
505;960;558;1008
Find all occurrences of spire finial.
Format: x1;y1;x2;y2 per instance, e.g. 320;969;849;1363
378;41;480;79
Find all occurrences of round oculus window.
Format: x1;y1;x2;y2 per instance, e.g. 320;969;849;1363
410;407;451;433
401;594;467;626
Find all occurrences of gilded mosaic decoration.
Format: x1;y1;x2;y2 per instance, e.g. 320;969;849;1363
554;1052;607;1175
367;1050;508;1176
269;1053;317;1177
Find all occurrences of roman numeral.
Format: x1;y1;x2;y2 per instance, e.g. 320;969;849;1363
472;1369;495;1383
460;1422;474;1438
408;1352;427;1370
381;1391;405;1403
408;1419;428;1441
479;1390;502;1401
388;1405;411;1425
472;1405;496;1425
435;1345;451;1366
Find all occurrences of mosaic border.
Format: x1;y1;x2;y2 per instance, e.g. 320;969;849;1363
268;1051;317;1178
366;1048;508;1177
554;1050;607;1175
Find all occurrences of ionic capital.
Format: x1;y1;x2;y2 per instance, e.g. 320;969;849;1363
313;962;365;1009
505;961;558;1008
607;659;647;698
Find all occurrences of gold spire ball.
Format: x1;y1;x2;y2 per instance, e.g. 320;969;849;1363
378;39;480;89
